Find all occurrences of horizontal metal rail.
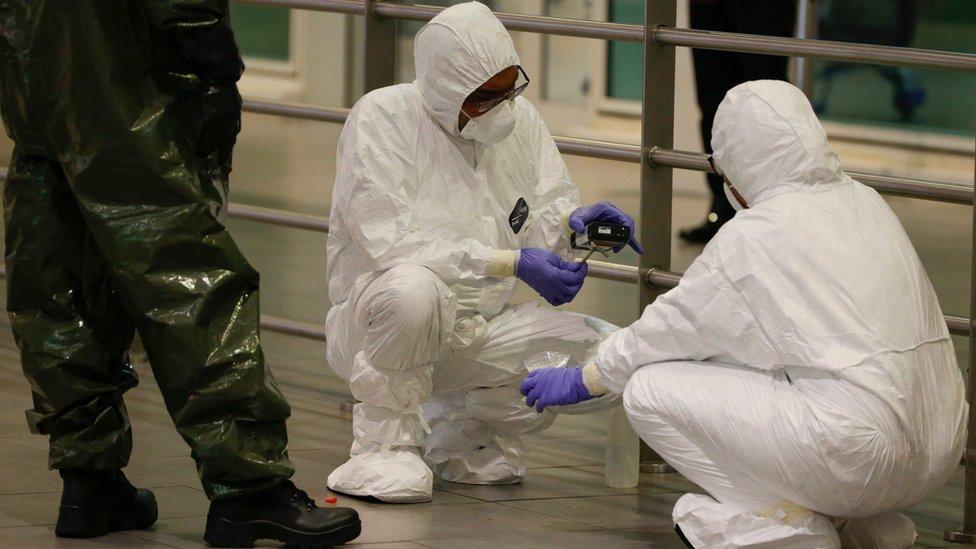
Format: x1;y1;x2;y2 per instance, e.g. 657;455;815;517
243;98;646;164
233;0;365;14
241;98;973;204
244;99;350;123
222;200;648;290
851;172;974;205
653;27;976;72
0;250;966;338
587;260;638;284
646;268;682;289
0;164;664;295
554;136;641;163
0;195;965;339
947;316;971;337
227;203;331;232
649;147;712;172
224;202;644;290
233;0;976;72
372;2;644;42
222;201;973;337
647;148;975;205
262;314;328;341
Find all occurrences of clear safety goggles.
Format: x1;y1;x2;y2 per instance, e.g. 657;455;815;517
465;66;530;116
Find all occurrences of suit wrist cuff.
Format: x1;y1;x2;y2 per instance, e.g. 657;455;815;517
489;250;519;278
582;363;609;396
562;207;576;236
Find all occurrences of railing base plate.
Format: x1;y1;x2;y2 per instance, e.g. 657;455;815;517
944;528;976;543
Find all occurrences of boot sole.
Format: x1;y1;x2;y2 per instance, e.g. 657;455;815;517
55;500;159;538
203;516;362;548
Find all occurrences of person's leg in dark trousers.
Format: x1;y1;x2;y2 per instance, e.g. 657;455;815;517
887;0;925;120
733;0;795;82
681;0;744;244
681;0;796;244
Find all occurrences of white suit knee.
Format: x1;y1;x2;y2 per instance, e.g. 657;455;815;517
332;264;455;450
325;265;456;503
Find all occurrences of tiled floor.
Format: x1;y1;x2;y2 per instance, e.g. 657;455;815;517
0;324;970;548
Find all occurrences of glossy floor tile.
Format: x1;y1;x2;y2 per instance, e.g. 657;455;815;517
0;324;969;548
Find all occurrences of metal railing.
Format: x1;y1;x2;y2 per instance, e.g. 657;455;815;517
223;198;975;338
229;0;974;540
653;27;976;71
237;0;976;73
242;99;974;204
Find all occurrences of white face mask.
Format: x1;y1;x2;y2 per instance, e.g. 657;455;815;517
459;101;516;144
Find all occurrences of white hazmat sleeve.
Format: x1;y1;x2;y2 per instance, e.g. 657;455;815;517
593;233;781;393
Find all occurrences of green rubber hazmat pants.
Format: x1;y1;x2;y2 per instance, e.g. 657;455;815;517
0;0;294;500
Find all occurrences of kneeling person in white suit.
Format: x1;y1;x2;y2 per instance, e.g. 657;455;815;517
521;80;966;548
325;1;642;503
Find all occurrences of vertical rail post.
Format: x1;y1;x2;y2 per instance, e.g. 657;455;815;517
539;0;551;100
363;0;397;94
945;156;976;544
791;0;818;97
637;0;677;474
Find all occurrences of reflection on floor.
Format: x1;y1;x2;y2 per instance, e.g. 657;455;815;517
0;326;969;548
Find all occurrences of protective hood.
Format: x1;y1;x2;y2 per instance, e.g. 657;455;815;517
414;1;520;136
711;80;845;207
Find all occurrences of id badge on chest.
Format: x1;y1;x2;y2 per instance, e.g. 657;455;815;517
509;197;529;234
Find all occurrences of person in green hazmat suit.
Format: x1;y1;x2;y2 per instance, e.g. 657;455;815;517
0;2;360;546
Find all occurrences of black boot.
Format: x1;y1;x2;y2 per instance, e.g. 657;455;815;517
56;469;158;538
204;480;361;548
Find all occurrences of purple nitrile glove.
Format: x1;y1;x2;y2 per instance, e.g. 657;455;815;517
569;201;645;254
516;248;587;306
520;367;593;412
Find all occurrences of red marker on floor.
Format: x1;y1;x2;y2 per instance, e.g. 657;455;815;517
324;496;338;504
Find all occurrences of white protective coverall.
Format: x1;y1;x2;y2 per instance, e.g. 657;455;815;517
591;80;967;548
325;1;616;502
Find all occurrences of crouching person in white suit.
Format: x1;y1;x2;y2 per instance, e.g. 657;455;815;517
324;2;641;503
520;80;966;548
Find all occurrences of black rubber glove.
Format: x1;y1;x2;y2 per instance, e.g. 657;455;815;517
197;82;242;163
171;19;245;162
173;19;245;82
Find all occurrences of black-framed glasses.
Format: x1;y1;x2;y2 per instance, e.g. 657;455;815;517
466;66;530;116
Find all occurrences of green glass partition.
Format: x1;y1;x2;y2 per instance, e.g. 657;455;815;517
230;5;291;61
